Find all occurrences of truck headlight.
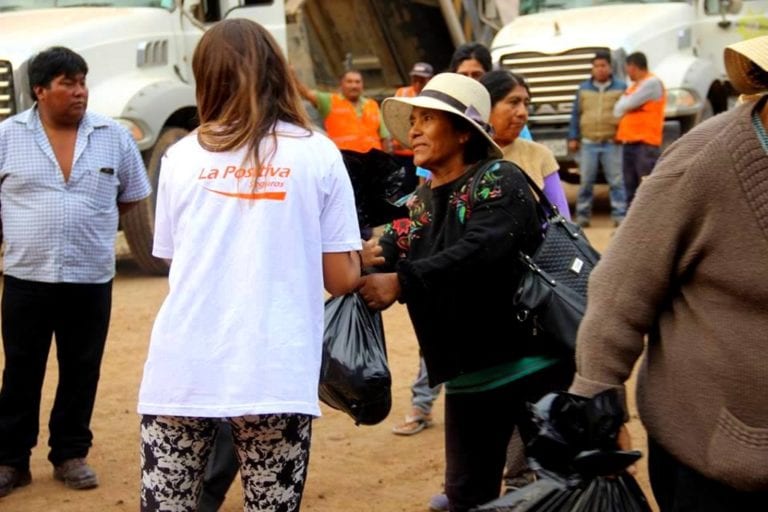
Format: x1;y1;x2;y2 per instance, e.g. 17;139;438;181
116;118;147;143
666;88;701;116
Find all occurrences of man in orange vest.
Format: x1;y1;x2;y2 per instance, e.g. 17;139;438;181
614;52;666;208
300;69;389;153
392;62;434;190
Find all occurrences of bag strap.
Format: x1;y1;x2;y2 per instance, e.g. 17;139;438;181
485;163;585;242
467;160;584;277
468;160;560;221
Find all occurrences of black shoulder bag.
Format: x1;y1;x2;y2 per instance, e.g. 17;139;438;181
470;163;600;356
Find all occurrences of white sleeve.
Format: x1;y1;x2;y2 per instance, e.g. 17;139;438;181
320;150;362;253
152;153;174;259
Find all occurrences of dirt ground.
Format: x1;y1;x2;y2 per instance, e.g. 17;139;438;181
0;186;659;512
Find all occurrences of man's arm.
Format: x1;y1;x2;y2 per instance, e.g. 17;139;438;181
375;101;391;152
296;79;319;109
118;200;141;216
567;89;582;152
613;76;664;117
115;129;152;211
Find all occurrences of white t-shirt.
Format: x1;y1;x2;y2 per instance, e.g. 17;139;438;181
137;121;361;418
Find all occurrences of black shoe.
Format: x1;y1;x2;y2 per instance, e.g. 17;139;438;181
53;458;98;490
0;465;32;498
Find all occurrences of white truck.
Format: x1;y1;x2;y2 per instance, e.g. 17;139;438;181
489;0;768;182
0;0;289;273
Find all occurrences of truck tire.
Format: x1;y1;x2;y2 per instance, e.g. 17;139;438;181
122;127;188;275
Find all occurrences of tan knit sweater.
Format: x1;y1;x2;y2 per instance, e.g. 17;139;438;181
570;97;768;491
501;138;558;189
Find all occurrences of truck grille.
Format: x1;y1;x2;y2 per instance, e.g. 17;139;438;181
0;61;15;121
498;48;609;125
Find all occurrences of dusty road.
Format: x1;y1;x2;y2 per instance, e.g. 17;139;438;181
0;185;657;511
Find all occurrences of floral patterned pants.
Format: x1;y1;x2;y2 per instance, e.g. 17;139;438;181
140;413;312;512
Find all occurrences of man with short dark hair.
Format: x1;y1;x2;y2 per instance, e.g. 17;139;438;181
568;51;627;227
299;69;389;152
613;51;666;208
0;46;151;497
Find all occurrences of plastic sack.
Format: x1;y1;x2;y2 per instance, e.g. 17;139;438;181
472;473;650;512
341;149;410;229
318;292;392;426
472;390;651;512
526;390;627;476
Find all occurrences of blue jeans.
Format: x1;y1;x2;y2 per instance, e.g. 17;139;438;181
411;357;442;415
576;141;626;221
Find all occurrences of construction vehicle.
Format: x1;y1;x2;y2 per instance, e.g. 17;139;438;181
488;0;768;182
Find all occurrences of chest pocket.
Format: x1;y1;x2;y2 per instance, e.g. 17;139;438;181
85;168;119;211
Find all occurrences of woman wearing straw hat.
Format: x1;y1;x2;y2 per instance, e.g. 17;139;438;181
568;36;768;510
359;73;574;511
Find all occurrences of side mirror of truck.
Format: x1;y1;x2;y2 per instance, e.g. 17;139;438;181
716;0;742;28
722;0;743;14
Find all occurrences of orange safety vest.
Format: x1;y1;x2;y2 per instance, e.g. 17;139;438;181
324;94;383;152
616;74;666;146
392;86;417;156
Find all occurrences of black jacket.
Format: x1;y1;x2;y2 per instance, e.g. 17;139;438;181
379;159;542;385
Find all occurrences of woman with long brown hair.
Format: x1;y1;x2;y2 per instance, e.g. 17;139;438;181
137;19;362;511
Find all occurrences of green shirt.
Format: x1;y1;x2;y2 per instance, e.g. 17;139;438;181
445;356;558;394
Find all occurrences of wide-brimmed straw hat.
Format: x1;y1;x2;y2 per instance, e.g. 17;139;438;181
725;36;768;94
382;72;502;158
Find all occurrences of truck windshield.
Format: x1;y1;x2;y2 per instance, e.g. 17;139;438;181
0;0;172;11
520;0;684;14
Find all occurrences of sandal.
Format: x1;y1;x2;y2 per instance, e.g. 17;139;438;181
392;412;433;436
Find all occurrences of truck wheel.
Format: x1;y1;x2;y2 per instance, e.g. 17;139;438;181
122;127;188;275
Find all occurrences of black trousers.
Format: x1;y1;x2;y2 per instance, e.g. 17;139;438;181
443;361;574;512
0;276;112;469
198;421;240;512
622;142;660;208
648;437;768;511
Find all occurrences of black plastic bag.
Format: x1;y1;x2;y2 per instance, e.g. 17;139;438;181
341;149;410;229
526;390;627;475
318;292;392;425
472;390;651;512
473;474;651;512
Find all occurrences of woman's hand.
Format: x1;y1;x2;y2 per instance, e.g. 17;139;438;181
361;238;385;268
358;273;400;310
